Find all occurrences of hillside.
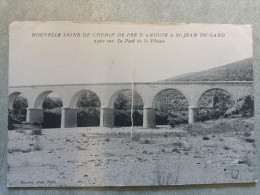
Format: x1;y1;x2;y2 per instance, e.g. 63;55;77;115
163;58;253;81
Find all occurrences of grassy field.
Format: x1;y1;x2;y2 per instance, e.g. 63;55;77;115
7;117;257;187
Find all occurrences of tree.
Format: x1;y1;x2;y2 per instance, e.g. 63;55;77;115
168;111;188;127
155;89;189;125
43;97;63;109
199;89;235;121
42;97;63;128
77;92;101;108
76;92;101;127
13;96;28;110
114;93;143;127
114;93;129;110
241;96;254;117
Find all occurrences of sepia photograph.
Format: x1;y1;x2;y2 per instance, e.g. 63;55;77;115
7;22;256;187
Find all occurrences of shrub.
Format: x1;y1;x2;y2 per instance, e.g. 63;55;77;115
202;136;210;140
199;109;211;122
114;109;143;127
198;89;236;121
223;145;230;150
245;137;255;143
77;107;100;127
241;96;254;117
154;89;189;126
210;108;225;119
43;97;63;109
224;95;254;118
155;111;169;125
31;128;42;135
168;111;188;128
243;131;252;137
8;147;33;154
42;107;62;128
114;110;131;126
199;108;225;121
132;109;143;126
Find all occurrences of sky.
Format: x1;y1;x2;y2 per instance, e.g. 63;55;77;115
9;22;253;86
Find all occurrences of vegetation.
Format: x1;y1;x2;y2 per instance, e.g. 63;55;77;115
42;107;62;128
8;92;254;130
29;97;64;129
155;89;188;126
43;97;62;109
224;95;254;118
168;112;188;128
31;128;43;136
114;93;143;127
77;107;100;127
8;137;42;153
199;89;235;122
164;58;253;81
8;89;254;130
76;92;101;127
10;95;28;122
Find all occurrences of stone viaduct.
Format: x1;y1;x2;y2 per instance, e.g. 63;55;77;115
8;81;253;128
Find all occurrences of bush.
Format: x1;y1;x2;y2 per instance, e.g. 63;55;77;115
199;108;226;122
168;111;188;128
43;97;63;109
198;89;235;121
42;107;62;128
77;107;100;127
133;109;143;126
224;95;254;118
156;111;169;125
202;136;210;140
114;109;143;127
31;128;42;135
241;96;254;117
155;89;189;126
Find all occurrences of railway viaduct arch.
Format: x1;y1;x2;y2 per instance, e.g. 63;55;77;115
8;81;253;128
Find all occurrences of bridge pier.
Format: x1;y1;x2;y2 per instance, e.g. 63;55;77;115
143;107;156;128
100;107;114;127
188;106;199;124
26;108;43;124
61;107;77;128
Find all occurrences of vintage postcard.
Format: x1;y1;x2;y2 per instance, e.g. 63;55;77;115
8;22;256;187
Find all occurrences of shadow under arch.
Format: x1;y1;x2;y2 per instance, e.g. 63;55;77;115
70;90;101;127
198;88;235;122
152;88;189;127
109;89;144;127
